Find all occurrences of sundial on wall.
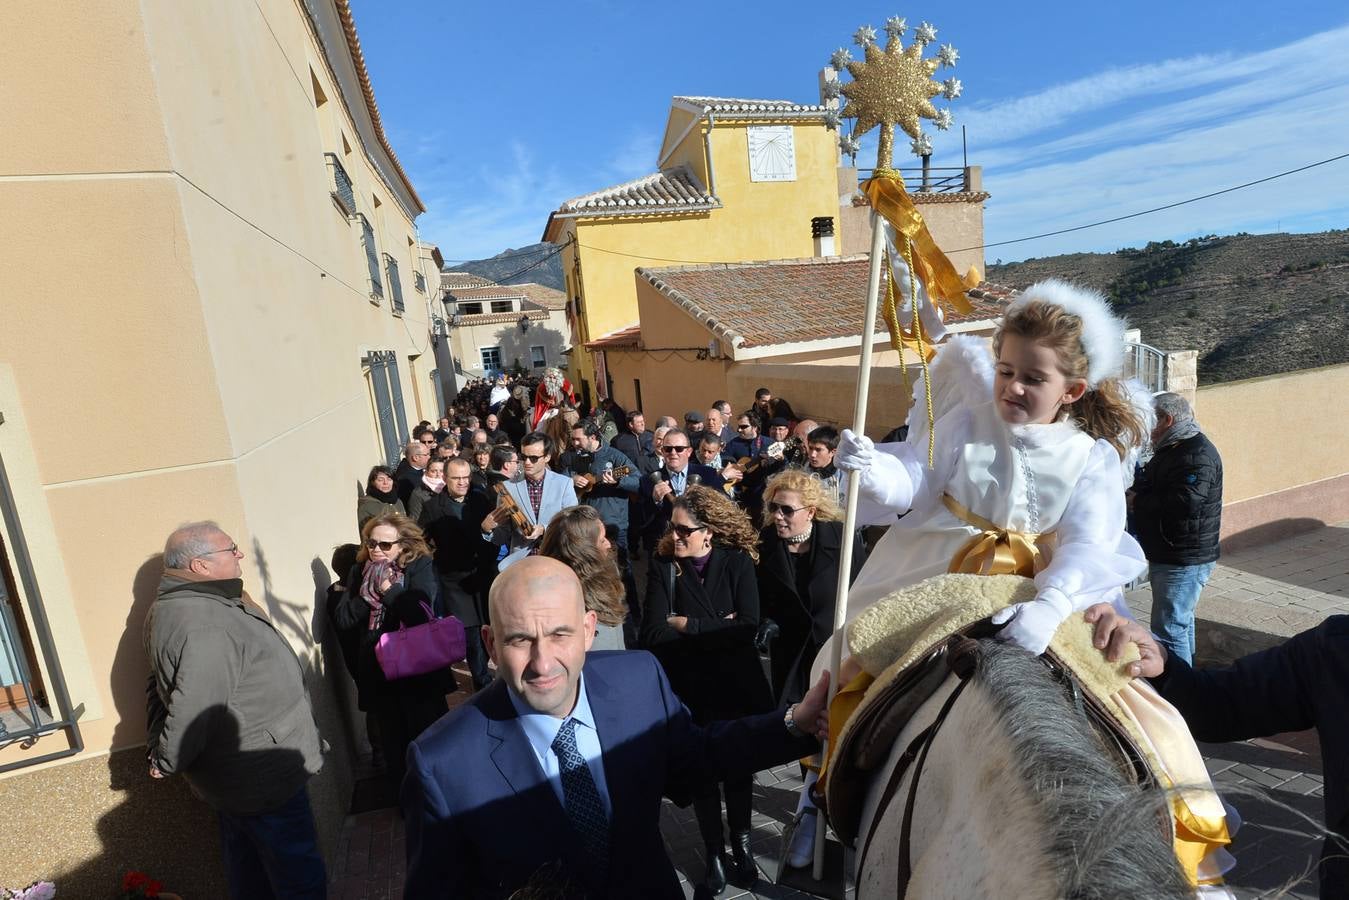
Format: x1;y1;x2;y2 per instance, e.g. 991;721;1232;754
746;124;797;182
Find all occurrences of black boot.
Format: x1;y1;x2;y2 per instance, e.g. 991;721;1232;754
728;829;757;888
702;843;727;896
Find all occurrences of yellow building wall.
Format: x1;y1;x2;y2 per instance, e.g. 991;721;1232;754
0;0;433;892
562;117;840;396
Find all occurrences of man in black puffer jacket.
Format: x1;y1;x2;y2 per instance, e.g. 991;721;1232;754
1130;392;1223;664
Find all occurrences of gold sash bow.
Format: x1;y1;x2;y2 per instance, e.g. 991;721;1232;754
942;494;1047;578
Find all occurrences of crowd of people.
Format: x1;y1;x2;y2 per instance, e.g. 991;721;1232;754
139;286;1349;900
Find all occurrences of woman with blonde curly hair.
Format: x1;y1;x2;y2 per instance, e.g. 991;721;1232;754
639;486;772;893
538;505;630;651
334;512;454;789
756;469;866;708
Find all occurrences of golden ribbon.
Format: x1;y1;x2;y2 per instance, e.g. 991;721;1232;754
941;494;1047;578
863;172;980;342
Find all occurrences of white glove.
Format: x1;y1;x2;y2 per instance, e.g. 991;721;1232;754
835;429;875;473
990;588;1074;656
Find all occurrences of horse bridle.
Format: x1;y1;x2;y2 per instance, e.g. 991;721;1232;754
857;635;981;897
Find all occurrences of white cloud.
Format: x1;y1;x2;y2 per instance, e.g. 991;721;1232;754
945;25;1349;261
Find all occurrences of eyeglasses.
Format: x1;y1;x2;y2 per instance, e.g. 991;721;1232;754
768;501;805;517
662;445;691;455
197;543;239;558
521;453;546;463
365;539;400;551
736;424;752;431
419;438;437;445
670;523;707;539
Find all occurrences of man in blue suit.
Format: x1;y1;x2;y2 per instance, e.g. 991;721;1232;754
402;556;829;899
482;431;578;570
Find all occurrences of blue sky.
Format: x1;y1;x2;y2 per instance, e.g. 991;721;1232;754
350;1;1349;266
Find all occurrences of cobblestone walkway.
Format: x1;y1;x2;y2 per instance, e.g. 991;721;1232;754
329;523;1346;899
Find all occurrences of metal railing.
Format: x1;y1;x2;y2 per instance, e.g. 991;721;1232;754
1124;341;1167;393
859;166;971;193
324;152;355;215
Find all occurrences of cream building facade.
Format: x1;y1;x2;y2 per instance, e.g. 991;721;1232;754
0;0;441;892
441;276;570;381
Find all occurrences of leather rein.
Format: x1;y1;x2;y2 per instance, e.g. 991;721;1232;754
856;635;980;896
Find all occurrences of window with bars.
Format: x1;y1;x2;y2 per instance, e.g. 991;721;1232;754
414;270;427;294
325;152;355;215
480;346;502;372
530;345;546;369
384;253;404;314
358;215;383;300
366;351;409;465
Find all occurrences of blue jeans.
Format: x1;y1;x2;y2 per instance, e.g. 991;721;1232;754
1149;561;1215;665
217;785;327;899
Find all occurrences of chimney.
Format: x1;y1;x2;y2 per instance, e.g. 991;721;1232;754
811;216;836;257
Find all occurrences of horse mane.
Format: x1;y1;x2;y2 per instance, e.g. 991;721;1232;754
974;639;1192;899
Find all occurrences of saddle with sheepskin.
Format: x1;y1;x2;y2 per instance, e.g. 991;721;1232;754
825;573;1158;848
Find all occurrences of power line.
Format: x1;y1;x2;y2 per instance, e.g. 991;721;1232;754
958;151;1349;252
568;151;1349;264
481;235;571;284
440;242;565;268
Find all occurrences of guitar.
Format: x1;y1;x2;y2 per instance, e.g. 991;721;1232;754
491;481;532;533
575;465;632;498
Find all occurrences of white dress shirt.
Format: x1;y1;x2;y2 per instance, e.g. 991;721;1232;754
506;674;613;816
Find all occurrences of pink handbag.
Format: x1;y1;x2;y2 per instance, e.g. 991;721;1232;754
374;600;467;680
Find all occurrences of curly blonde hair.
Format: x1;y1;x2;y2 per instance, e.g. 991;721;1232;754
993;299;1146;460
658;485;760;563
358;512;433;567
760;468;842;529
538;506;628;627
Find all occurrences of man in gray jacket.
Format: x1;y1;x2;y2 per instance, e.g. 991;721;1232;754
144;521;326;899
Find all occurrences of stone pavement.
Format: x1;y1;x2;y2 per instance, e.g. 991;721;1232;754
328;522;1346;899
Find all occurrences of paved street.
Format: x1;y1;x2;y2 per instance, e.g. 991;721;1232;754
329;523;1346;899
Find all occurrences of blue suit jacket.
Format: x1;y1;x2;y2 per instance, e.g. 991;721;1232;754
402;650;815;899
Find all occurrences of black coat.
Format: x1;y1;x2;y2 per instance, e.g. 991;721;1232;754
1131;432;1223;565
612;430;656;475
333;556;454;712
756;521;868;706
1152;615;1349;898
639;547;773;723
418;488;498;626
395;461;426;506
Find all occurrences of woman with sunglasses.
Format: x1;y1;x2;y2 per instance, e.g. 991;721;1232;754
755;469;867;710
334;513;454;791
639;486;773;894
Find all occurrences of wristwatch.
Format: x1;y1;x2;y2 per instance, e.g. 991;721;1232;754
784;704;806;738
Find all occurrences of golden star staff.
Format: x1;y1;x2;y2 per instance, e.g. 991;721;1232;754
813;15;970;880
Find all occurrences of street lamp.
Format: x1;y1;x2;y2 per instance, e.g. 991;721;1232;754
518;314;530;334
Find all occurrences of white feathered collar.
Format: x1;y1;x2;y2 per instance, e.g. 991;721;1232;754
1005;417;1084;449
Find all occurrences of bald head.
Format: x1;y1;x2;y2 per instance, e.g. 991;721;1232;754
488;556;584;623
485;556;594;717
793;419;819;440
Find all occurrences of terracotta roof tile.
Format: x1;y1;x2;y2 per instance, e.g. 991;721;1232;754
558;166;718;216
585;324;642;350
453;309;550;327
637;255;1005;351
672;96;829;118
441;272;495;289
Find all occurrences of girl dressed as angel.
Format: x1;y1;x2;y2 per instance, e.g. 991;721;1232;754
787;279;1233;887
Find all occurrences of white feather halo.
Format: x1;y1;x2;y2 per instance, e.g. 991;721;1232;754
1003;279;1127;387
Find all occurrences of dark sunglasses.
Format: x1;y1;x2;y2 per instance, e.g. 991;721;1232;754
365;539;400;551
670;523;707;539
736;424;752;430
768;501;804;517
662;445;691;454
521;453;546;463
419;438;437;444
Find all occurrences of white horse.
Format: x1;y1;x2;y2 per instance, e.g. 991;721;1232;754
839;638;1193;899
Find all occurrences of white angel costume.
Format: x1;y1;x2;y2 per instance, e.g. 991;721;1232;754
811;290;1233;885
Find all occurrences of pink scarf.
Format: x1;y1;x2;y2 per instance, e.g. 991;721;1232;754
421;474;446;494
358;559;404;630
